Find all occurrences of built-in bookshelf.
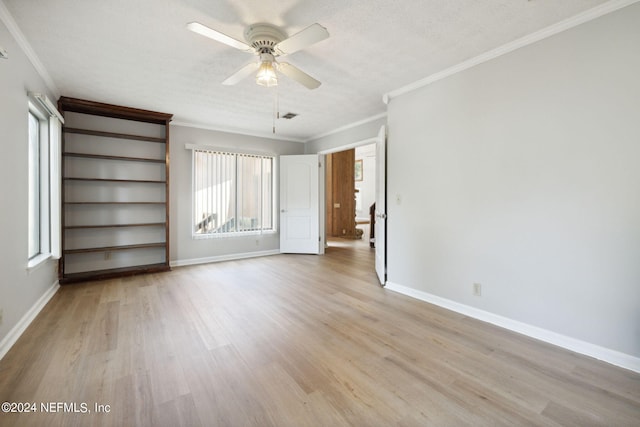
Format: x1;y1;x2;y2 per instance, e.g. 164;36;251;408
58;97;172;284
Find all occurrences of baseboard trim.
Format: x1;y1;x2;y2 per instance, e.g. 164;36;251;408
385;281;640;373
170;249;281;268
0;280;60;361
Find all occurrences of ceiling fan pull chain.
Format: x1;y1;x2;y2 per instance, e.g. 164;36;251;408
273;87;277;134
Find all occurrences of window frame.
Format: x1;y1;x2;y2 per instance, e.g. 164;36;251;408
27;97;63;270
191;148;277;239
27;109;42;260
27;103;52;268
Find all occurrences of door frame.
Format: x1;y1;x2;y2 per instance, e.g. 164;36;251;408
318;136;381;248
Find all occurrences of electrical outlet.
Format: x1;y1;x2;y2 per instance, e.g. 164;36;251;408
256;239;260;246
473;283;482;296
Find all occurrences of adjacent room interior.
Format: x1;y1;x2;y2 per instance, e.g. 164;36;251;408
1;0;639;425
324;143;377;252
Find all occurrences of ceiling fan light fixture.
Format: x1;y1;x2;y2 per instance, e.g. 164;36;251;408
256;53;278;87
256;60;278;87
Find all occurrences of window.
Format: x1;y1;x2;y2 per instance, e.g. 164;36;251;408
193;149;275;237
28;106;50;262
28;111;42;259
27;94;63;268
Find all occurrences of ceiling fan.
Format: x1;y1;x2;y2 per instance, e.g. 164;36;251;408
187;21;329;89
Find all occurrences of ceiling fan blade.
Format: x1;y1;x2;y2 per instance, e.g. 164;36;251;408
274;23;329;56
187;22;253;52
278;62;321;90
222;62;259;85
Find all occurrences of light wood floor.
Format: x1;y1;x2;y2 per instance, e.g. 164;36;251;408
1;242;638;426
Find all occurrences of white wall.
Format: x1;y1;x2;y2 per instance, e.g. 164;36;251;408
0;18;59;353
386;3;640;359
169;124;304;265
354;143;376;220
305;115;386;154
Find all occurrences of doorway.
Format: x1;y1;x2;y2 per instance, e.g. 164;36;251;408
324;143;377;252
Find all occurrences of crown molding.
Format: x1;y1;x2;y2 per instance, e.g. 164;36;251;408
305;112;387;143
383;0;640;104
0;0;60;97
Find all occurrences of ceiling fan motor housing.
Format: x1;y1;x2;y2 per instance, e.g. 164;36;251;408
244;24;286;54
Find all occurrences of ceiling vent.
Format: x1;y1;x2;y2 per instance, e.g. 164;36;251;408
281;112;298;120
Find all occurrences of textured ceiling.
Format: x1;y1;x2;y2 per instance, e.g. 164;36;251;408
3;0;608;141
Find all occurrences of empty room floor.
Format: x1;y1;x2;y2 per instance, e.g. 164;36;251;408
0;245;638;426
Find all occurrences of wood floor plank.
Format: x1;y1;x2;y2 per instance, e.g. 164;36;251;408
0;238;638;426
154;393;203;427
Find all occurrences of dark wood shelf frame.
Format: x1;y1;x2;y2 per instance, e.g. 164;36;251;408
58;96;172;284
64;177;166;184
64;242;166;255
64;127;166;144
60;263;171;284
65;223;166;230
59;96;171;124
64;152;165;163
65;201;165;205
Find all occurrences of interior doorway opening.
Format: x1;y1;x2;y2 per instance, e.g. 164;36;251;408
324;143;377;252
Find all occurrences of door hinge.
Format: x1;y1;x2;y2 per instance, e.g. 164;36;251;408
319;162;322;168
319;236;321;242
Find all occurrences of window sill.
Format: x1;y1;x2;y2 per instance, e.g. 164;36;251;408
27;253;53;273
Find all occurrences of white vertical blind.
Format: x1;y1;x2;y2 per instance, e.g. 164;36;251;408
192;148;274;236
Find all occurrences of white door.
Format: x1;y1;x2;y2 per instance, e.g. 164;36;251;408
375;126;387;285
280;155;321;254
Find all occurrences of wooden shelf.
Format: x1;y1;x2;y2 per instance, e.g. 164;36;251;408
60;263;171;284
64;242;166;255
65;201;165;205
65;223;166;230
64;152;165;163
59;96;172;284
64;177;166;184
64;127;166;144
59;96;172;125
